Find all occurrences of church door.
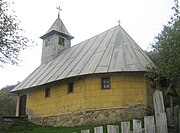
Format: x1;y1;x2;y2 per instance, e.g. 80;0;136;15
19;95;27;116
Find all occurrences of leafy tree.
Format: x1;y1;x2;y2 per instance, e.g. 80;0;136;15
147;0;180;106
0;90;16;116
0;0;33;66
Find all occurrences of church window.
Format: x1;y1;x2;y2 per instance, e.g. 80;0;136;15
68;82;74;93
45;87;50;98
58;37;65;46
45;39;50;47
101;77;111;89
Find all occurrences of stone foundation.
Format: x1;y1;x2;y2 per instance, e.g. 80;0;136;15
30;104;146;127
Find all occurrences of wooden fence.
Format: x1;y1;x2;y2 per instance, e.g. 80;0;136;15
73;90;180;133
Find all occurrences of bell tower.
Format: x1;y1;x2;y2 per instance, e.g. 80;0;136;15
40;7;74;64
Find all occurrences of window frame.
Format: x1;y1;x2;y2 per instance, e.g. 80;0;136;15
58;37;65;46
101;77;111;89
45;87;50;98
67;82;74;94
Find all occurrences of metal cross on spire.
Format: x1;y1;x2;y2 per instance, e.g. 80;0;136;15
118;20;121;26
56;6;62;18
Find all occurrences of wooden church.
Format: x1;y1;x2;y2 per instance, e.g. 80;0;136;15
11;13;155;126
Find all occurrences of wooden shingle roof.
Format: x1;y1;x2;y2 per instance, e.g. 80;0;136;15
12;25;154;92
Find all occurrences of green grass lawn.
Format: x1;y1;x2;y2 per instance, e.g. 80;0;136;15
0;119;109;133
0;118;142;133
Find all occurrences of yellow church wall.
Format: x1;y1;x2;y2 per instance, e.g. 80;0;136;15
23;73;148;118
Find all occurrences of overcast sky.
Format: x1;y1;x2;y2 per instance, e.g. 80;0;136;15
0;0;175;89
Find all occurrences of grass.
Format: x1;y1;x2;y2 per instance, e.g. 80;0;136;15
0;119;108;133
0;118;144;133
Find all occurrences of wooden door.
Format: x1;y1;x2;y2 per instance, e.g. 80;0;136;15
19;95;27;116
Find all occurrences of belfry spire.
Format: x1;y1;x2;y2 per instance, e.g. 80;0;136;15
56;6;62;18
40;6;74;64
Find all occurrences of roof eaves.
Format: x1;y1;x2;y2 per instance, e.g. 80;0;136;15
40;30;74;39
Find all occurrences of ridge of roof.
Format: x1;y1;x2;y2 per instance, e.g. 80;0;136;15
11;25;155;92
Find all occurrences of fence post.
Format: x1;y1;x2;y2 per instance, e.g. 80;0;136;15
174;105;179;133
107;125;119;133
166;107;173;127
153;90;165;115
133;119;142;133
94;126;103;133
144;116;155;133
153;90;168;133
156;113;168;133
121;121;130;133
81;129;90;133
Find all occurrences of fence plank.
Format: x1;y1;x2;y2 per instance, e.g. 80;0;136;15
166;108;173;127
156;113;168;133
94;126;103;133
153;90;168;133
133;119;142;133
121;121;130;133
144;116;155;133
174;105;180;133
81;129;90;133
107;125;119;133
153;90;165;115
